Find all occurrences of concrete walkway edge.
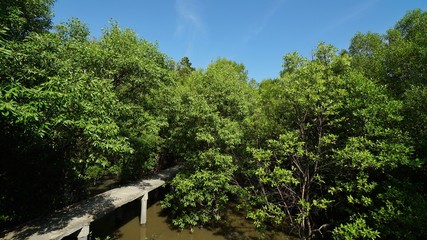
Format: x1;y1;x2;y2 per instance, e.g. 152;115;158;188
1;166;180;240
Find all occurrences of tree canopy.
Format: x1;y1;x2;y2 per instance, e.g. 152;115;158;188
1;3;426;239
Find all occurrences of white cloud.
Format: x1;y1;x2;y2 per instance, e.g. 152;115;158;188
174;0;207;57
243;0;287;43
175;0;205;35
323;0;380;33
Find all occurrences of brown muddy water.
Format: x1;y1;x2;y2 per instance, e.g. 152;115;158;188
89;189;295;240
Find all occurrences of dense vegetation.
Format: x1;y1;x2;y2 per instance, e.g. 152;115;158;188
1;1;426;239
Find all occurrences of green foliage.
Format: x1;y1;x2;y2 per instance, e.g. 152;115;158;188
90;23;176;179
161;59;255;229
403;86;427;157
0;11;174;227
242;43;351;238
1;28;132;165
333;216;379;240
0;0;54;41
346;10;427;239
55;18;90;42
176;56;195;77
0;28;11;56
0;23;136;228
162;166;235;229
349;9;427;97
239;43;416;239
348;32;385;81
1;3;426;240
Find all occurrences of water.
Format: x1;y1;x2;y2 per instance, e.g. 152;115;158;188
91;198;295;240
115;202;225;240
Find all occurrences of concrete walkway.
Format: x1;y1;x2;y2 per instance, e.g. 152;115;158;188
1;166;179;240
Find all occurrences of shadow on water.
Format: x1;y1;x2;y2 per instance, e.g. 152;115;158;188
88;186;168;240
0;166;180;240
211;207;296;240
88;187;296;240
1;180;161;239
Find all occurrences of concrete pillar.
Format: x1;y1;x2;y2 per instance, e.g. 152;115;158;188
140;193;148;225
77;225;90;240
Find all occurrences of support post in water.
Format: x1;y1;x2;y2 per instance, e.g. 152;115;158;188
77;225;90;240
140;193;148;225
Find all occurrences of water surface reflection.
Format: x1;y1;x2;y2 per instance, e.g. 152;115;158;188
109;201;294;240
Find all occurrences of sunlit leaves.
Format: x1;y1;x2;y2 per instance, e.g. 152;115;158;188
0;0;54;40
162;59;254;229
333;216;380;240
238;42;417;239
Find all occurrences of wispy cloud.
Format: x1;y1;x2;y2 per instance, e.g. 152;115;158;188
323;0;380;33
243;0;287;43
174;0;206;56
175;0;204;33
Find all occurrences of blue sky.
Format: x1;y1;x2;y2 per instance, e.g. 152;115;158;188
53;0;427;81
